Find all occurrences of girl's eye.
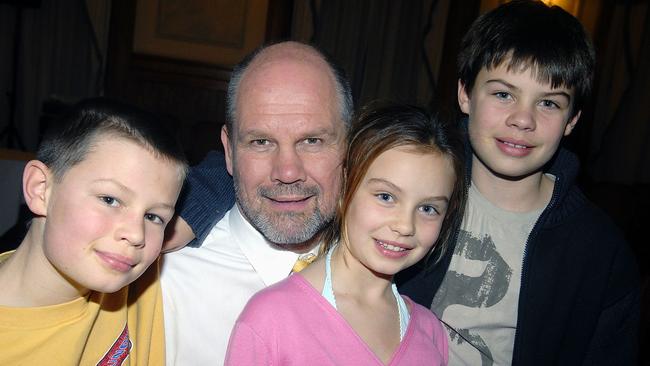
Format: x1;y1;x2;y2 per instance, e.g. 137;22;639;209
419;205;439;216
376;193;394;203
145;213;164;225
99;196;119;207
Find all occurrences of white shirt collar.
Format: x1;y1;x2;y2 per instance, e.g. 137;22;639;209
229;205;313;286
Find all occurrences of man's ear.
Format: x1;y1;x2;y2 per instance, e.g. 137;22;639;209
23;160;51;217
564;110;581;136
458;79;471;114
221;125;234;176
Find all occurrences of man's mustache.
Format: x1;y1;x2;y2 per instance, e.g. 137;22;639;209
258;183;320;199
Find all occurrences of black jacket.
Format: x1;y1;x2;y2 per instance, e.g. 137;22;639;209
397;148;640;365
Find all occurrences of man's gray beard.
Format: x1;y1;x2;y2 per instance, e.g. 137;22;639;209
234;180;333;245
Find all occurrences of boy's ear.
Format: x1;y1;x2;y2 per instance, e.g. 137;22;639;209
564;110;581;136
23;160;52;216
221;125;234;176
457;80;471;114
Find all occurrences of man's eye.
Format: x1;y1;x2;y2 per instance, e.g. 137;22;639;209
252;139;269;146
304;138;321;145
494;91;511;100
99;196;119;207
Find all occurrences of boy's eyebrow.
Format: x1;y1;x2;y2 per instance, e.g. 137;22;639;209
486;79;572;101
94;179;176;210
541;90;572;102
486;79;520;92
367;177;450;202
94;178;133;195
152;203;177;211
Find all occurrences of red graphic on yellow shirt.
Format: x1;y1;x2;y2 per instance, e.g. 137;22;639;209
97;324;131;366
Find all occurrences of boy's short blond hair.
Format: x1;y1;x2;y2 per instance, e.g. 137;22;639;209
37;97;188;181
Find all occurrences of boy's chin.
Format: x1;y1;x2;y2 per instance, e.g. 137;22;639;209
475;155;544;182
81;276;140;295
489;166;544;182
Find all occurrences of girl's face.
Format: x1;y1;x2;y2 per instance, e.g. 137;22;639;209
342;146;456;278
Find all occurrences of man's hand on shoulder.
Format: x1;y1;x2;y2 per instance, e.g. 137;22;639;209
163;216;196;253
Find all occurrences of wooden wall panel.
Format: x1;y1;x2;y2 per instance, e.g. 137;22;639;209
105;0;292;164
133;0;269;67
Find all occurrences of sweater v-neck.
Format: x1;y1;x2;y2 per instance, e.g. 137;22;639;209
291;273;414;365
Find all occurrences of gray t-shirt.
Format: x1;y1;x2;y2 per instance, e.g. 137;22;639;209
431;183;544;366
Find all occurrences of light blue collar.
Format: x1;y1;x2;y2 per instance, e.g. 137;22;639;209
322;245;410;340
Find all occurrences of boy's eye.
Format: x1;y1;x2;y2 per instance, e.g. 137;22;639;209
419;205;440;216
540;99;560;109
494;91;511;100
145;213;164;225
376;193;394;203
99;196;120;207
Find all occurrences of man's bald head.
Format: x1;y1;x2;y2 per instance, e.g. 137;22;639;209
225;41;353;134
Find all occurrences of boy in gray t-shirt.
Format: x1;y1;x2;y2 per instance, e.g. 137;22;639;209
401;1;639;365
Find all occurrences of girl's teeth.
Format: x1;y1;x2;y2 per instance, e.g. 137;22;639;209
379;241;406;252
504;141;528;149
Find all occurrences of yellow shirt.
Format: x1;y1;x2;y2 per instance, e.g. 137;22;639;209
0;252;164;365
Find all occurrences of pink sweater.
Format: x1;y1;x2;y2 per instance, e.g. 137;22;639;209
225;274;448;365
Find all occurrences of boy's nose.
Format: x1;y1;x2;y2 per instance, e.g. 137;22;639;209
506;106;536;131
116;215;145;247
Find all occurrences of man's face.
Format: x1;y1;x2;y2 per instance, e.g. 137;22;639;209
222;58;346;245
458;60;580;181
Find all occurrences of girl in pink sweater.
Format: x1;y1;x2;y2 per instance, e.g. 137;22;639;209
225;103;465;365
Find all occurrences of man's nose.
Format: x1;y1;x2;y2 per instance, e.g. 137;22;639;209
270;146;307;184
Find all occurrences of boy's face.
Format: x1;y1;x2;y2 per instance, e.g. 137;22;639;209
459;61;580;180
42;137;182;294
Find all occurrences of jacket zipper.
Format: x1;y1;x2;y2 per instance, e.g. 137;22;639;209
511;176;562;365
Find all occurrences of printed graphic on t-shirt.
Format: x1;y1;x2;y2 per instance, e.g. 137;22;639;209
432;184;539;365
97;324;131;366
432;229;512;366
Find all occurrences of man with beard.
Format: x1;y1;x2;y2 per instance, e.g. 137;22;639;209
160;41;353;365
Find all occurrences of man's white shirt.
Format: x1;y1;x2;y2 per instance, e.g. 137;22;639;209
161;205;314;365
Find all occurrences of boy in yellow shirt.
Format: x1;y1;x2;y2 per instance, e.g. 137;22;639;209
0;98;187;365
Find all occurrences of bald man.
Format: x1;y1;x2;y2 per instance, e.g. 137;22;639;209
161;42;353;365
